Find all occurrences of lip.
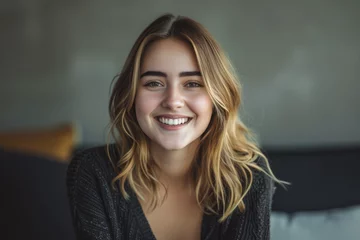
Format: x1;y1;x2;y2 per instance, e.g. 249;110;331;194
155;114;192;119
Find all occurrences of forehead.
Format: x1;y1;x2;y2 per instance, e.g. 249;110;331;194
140;38;199;72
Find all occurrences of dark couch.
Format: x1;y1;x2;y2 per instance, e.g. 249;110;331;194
265;146;360;240
0;148;76;240
265;146;360;212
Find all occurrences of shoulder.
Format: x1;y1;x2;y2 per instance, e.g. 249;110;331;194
253;156;274;188
68;144;119;174
247;155;275;204
66;144;120;194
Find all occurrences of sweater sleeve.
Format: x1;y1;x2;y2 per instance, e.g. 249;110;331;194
66;151;114;240
222;162;275;240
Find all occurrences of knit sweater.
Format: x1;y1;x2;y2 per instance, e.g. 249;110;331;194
66;145;275;240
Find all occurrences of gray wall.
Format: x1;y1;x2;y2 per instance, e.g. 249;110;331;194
1;0;359;147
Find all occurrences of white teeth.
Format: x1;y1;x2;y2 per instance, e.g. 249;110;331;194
158;117;189;126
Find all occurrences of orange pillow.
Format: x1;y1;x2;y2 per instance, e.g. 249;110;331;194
0;123;77;162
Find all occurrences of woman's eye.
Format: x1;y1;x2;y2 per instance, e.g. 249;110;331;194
185;82;202;88
144;81;162;88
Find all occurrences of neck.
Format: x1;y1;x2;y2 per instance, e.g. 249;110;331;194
150;140;199;190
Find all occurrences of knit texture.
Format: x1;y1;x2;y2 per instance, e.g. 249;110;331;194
66;145;274;240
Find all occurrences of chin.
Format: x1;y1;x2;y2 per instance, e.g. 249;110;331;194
158;143;188;151
153;137;200;152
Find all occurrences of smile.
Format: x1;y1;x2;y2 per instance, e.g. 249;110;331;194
156;117;192;126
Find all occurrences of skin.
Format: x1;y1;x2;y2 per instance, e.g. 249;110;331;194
135;38;213;189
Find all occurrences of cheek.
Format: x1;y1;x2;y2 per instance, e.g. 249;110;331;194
135;91;160;118
190;94;213;118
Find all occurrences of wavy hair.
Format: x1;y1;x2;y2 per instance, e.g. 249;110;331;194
107;13;283;222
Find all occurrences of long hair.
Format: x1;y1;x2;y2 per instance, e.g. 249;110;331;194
108;13;282;222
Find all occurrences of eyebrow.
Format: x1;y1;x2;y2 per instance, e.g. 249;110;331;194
140;71;202;78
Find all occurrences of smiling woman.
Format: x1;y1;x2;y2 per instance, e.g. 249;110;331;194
136;38;213;152
67;14;283;240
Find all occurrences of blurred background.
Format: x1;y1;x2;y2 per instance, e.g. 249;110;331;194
0;0;359;240
1;0;359;147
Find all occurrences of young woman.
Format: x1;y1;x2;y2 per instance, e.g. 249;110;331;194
67;14;280;240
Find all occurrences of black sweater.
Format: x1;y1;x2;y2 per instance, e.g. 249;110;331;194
66;145;274;240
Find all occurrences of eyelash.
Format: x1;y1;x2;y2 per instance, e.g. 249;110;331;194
144;81;163;88
144;81;203;88
185;82;202;88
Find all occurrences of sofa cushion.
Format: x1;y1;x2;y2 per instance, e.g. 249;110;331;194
271;205;360;240
0;123;77;162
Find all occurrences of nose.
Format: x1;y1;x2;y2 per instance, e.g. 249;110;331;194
161;86;184;110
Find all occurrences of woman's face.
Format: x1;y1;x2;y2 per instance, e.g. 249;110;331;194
135;38;213;151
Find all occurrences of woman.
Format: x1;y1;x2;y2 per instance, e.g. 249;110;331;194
67;13;281;240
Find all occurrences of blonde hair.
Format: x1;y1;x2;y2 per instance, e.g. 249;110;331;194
107;14;283;222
